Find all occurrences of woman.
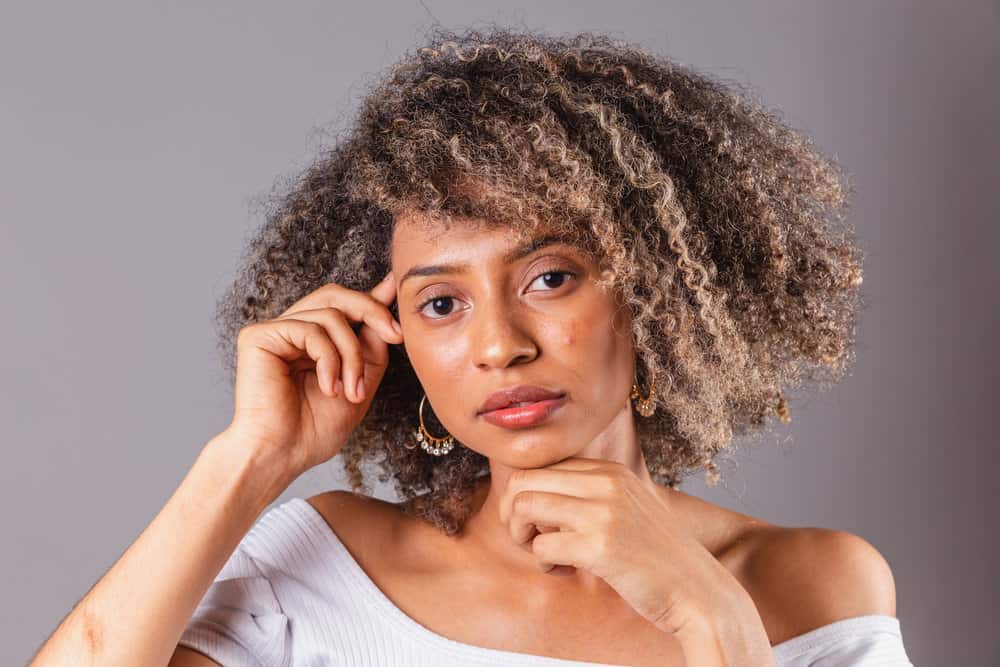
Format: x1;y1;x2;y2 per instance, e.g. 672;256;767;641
32;27;913;666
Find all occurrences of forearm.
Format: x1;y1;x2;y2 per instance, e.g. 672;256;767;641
674;589;777;667
30;430;298;666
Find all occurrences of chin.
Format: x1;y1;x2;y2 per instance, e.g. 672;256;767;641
491;434;578;468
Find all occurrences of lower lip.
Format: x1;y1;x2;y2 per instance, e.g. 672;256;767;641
479;395;567;429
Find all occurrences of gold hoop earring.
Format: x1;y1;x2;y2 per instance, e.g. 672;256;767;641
408;393;456;456
630;364;656;417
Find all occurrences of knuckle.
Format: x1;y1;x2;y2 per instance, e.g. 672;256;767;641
321;284;350;305
320;308;349;335
305;320;327;338
327;306;348;323
509;468;530;486
310;283;343;301
236;323;258;345
592;531;613;559
593;503;615;528
598;474;623;495
512;491;535;516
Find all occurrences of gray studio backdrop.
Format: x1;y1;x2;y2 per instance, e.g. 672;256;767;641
2;2;997;665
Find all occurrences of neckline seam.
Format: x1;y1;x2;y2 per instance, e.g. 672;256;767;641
770;615;902;657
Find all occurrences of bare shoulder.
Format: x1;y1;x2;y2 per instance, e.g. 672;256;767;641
662;486;898;643
306;488;386;514
305;489;405;553
741;525;899;645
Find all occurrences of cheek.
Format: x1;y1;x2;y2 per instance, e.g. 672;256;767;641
404;338;465;390
556;310;632;399
550;316;619;372
539;317;578;350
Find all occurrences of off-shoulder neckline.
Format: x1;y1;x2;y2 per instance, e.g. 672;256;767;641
275;497;901;665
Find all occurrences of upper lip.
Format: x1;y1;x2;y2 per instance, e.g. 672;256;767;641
477;385;566;415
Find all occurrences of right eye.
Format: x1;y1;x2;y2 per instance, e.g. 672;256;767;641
416;294;464;319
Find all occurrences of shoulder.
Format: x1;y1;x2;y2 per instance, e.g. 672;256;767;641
662;488;897;642
305;488;400;528
741;525;898;645
305;488;374;514
304;489;408;553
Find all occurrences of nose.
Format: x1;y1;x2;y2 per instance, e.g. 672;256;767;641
470;296;538;370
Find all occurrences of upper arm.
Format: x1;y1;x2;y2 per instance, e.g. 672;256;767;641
173;540;291;666
745;527;898;645
168;645;223;667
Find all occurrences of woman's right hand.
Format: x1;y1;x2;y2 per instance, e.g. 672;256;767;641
224;271;403;477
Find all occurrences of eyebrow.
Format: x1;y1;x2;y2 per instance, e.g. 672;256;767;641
398;234;575;288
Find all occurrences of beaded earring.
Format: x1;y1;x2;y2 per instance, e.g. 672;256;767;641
408;393;456;456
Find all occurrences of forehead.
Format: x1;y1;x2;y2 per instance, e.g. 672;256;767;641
391;212;538;262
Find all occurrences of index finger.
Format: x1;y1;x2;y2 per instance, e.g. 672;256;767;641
352;271;400;339
356;271;398;334
280;273;401;343
369;270;397;306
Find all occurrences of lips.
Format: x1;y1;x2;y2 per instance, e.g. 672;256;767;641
477;385;566;415
478;395;568;429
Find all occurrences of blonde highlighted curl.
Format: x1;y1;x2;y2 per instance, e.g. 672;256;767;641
215;26;864;535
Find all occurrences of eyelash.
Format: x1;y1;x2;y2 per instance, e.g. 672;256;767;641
416;269;578;319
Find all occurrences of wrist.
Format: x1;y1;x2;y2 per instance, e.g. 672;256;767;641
665;583;775;667
673;617;728;667
680;588;776;667
203;429;300;509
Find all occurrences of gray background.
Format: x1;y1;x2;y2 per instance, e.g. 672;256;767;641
2;2;997;665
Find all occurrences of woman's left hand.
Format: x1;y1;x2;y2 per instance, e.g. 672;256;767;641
497;456;751;636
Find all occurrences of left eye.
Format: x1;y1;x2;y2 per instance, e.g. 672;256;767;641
528;270;575;291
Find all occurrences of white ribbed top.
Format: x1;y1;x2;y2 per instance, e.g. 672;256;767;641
178;497;914;666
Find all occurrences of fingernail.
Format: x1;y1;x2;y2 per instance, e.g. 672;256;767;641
333;378;342;396
392;320;403;335
356;376;365;401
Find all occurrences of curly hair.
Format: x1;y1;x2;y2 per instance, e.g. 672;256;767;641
214;25;864;536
